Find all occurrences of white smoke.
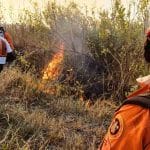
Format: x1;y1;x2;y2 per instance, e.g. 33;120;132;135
41;8;92;71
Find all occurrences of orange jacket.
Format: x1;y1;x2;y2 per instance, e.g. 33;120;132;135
100;104;150;150
4;32;14;50
0;39;6;56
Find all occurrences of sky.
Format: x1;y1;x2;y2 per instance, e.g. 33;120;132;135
0;0;132;24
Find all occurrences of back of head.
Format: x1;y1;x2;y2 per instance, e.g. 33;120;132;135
0;26;5;38
144;28;150;63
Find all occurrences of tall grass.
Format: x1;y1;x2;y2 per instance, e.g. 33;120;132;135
0;0;149;149
0;68;116;149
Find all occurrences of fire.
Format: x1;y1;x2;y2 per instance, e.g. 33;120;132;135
39;43;64;94
42;44;64;81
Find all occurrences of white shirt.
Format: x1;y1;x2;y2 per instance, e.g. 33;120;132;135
0;36;13;53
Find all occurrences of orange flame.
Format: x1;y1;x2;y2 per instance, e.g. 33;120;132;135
42;44;64;81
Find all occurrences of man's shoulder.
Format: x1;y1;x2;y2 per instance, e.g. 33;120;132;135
115;95;150;123
122;95;150;109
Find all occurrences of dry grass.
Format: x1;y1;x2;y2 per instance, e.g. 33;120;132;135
0;1;146;149
0;68;117;150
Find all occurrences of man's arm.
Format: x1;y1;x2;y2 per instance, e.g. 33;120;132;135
0;36;13;53
4;32;14;50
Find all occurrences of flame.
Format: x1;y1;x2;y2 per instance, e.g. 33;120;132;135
42;44;64;81
39;43;64;95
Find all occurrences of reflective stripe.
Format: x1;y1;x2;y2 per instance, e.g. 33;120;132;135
0;39;6;56
0;57;6;64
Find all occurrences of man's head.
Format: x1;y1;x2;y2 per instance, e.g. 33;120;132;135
0;27;4;32
146;28;150;40
0;27;5;37
144;28;150;63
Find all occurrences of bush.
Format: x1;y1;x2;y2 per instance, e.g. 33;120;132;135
1;1;148;100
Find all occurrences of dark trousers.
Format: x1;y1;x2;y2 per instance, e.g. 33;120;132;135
0;64;3;72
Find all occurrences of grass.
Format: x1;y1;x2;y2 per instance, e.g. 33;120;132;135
0;67;117;150
0;2;137;149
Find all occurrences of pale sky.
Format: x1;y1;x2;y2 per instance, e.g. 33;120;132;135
0;0;132;23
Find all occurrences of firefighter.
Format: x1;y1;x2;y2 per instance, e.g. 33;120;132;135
0;26;14;50
144;28;150;63
0;27;15;72
99;30;150;150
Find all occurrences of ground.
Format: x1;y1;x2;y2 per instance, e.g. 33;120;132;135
0;68;117;150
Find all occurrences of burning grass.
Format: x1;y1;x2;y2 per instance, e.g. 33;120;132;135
0;1;142;148
42;44;64;81
0;67;117;149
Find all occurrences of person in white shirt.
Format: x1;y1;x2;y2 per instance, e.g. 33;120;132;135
0;36;14;72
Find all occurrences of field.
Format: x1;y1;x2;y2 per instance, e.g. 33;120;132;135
0;0;149;149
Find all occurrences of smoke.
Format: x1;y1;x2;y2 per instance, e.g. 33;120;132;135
41;8;87;53
41;8;95;73
54;15;88;52
40;4;108;99
41;3;104;76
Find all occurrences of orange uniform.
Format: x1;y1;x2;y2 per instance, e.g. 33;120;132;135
4;32;14;50
100;27;150;150
0;39;6;56
100;102;150;150
0;27;15;72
